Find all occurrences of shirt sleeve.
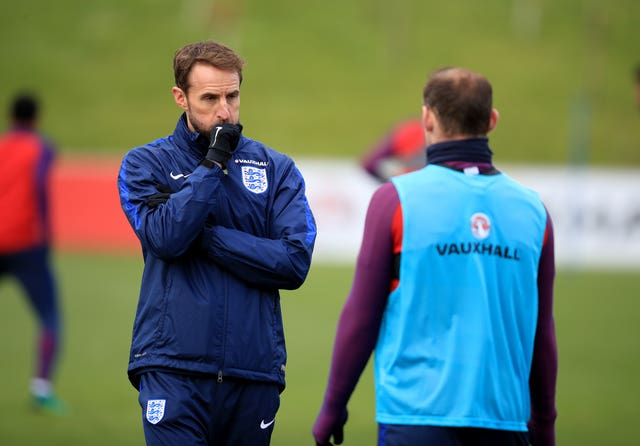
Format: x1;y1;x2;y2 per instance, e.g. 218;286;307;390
361;132;396;182
118;148;223;259
199;163;316;290
313;182;399;443
528;209;558;446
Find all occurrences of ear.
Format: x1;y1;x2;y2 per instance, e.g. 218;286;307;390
487;108;499;133
172;86;188;112
422;105;435;132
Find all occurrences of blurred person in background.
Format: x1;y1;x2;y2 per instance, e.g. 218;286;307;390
118;40;316;446
0;93;65;415
313;67;557;446
361;118;426;183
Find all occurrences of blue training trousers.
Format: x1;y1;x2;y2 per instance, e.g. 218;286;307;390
378;424;530;446
138;370;280;446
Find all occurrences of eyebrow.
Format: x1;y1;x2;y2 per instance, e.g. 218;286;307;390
200;90;239;99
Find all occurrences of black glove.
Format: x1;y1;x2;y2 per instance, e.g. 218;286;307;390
146;183;173;208
202;123;243;169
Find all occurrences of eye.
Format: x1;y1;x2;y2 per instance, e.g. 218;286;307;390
202;94;218;102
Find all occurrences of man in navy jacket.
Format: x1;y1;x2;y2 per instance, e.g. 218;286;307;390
118;40;316;446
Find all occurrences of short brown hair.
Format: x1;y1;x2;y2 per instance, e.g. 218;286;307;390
422;67;493;137
173;40;245;92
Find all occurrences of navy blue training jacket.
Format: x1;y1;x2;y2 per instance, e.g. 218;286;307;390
118;114;316;389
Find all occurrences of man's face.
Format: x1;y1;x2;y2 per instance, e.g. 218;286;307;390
172;62;241;136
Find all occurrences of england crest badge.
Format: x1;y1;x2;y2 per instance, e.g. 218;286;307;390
241;166;268;194
146;399;166;424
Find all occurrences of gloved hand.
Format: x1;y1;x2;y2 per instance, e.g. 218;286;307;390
313;408;348;446
146;183;173;208
202;123;243;170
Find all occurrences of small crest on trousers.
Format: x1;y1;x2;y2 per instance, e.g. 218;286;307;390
241;166;268;194
146;399;166;424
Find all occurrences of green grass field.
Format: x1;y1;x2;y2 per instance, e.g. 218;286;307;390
1;0;639;165
0;253;638;445
1;2;639;444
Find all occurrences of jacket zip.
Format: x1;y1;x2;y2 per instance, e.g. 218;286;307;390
218;270;229;384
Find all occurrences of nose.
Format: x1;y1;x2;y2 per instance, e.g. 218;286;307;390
217;100;231;122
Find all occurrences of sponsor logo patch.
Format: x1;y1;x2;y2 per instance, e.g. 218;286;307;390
146;399;166;425
470;212;491;240
241;166;268;194
260;418;276;429
170;172;191;180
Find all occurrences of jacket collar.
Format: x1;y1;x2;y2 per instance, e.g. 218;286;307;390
173;113;211;158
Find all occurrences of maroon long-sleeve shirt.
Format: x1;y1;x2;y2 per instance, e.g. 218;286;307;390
314;159;558;445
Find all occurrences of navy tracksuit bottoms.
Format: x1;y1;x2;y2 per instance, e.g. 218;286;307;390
138;370;280;446
378;424;530;446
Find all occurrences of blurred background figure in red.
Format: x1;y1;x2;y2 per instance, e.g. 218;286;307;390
0;93;66;415
361;118;426;182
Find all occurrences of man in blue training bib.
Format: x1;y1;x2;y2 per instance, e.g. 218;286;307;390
313;67;557;446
